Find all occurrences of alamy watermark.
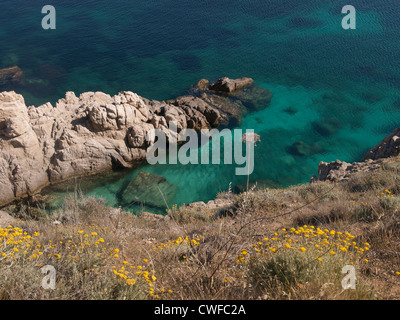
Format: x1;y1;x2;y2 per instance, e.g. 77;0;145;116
41;5;56;30
341;265;356;290
41;265;56;290
342;5;356;30
41;5;356;30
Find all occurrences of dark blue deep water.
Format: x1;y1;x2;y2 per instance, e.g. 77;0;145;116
1;0;399;212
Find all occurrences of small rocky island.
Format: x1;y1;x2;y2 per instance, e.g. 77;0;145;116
0;76;272;206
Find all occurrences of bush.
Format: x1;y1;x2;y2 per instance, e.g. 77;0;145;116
237;226;372;299
293;182;341;202
0;224;152;299
379;196;400;213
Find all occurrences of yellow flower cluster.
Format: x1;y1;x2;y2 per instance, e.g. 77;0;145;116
152;235;203;252
377;189;394;199
111;256;159;298
236;226;370;264
49;224;108;263
0;224;113;266
112;233;197;299
0;225;38;261
0;223;166;299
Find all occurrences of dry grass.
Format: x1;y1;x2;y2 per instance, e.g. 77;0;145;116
1;157;400;300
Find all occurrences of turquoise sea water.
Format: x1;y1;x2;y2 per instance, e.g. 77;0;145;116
1;0;399;213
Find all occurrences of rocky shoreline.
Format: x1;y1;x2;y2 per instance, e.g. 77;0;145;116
0;76;272;206
1;70;399;212
186;128;400;216
312;126;400;183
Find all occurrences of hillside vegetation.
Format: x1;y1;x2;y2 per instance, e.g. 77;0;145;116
1;156;400;300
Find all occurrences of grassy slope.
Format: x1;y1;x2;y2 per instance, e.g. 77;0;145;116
1;156;400;300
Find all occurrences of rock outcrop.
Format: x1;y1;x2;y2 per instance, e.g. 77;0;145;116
184;196;237;218
313;126;400;183
208;77;254;93
184;77;272;127
0;77;271;206
311;159;384;183
362;127;400;161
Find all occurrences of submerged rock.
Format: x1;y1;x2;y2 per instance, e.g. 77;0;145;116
360;91;383;104
0;66;23;86
38;64;67;82
283;107;298;115
287;17;323;29
230;84;273;111
312;118;341;136
121;171;178;209
287;141;324;157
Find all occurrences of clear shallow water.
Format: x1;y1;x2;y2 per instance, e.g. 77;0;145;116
1;0;399;213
